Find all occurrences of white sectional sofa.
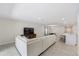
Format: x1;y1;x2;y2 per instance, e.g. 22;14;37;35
15;35;58;56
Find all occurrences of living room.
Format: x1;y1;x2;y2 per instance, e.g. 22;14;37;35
0;3;79;56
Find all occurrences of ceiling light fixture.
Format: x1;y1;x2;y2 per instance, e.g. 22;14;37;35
37;17;41;20
62;17;67;25
48;25;57;26
62;17;65;20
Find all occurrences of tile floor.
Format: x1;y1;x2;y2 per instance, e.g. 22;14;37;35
0;40;77;56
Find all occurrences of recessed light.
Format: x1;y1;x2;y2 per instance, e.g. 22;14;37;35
62;18;65;20
38;17;41;20
48;25;56;26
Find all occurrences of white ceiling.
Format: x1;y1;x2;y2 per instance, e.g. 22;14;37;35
0;3;79;25
0;3;15;18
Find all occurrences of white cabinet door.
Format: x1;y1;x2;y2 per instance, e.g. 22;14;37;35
42;37;49;51
66;34;77;45
48;35;56;46
27;39;43;56
15;37;27;56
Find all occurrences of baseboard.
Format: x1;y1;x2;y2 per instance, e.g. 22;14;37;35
0;40;15;45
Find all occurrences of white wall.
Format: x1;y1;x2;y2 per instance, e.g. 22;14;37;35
76;14;79;55
0;19;44;45
0;4;15;18
16;20;44;37
77;15;79;55
47;26;65;35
